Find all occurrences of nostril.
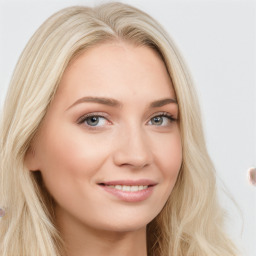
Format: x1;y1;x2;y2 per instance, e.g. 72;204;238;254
112;135;153;169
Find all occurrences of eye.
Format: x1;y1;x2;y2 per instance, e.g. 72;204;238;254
148;113;176;126
78;113;110;128
85;116;106;126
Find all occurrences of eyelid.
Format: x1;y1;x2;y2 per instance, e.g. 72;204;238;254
146;111;178;127
148;111;177;121
77;112;110;124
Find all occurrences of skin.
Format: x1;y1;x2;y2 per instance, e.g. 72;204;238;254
25;42;182;256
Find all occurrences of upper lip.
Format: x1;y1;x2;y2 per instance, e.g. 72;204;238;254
98;179;157;186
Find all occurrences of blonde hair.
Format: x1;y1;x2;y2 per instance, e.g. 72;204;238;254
0;2;238;255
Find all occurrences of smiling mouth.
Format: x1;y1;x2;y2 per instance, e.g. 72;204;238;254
98;181;156;202
98;184;151;192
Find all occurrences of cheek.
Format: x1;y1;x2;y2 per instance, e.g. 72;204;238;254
153;131;182;181
38;123;107;169
35;125;110;198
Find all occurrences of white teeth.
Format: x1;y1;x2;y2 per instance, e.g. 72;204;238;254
131;186;138;192
123;185;130;192
106;185;149;192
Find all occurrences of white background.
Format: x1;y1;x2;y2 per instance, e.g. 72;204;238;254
0;0;255;255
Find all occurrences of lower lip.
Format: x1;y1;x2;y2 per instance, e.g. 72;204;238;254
99;185;154;202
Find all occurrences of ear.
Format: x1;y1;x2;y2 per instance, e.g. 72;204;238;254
24;147;40;171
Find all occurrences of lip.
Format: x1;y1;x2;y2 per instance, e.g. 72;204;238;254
100;179;157;186
98;179;157;202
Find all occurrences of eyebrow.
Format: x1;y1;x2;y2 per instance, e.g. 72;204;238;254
67;96;177;110
67;97;121;110
149;98;177;107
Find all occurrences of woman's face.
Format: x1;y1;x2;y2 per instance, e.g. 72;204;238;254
26;42;182;233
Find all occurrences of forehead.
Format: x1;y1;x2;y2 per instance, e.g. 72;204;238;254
55;42;175;105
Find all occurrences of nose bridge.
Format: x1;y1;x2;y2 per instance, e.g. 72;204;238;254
113;121;153;168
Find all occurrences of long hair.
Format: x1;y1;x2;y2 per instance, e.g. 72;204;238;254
0;2;238;255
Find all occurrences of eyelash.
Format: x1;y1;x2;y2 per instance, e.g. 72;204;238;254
77;112;177;129
149;112;176;124
77;112;109;126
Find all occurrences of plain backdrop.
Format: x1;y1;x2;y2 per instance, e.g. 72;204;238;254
0;0;255;255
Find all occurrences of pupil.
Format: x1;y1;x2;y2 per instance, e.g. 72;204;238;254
88;116;99;126
152;116;163;125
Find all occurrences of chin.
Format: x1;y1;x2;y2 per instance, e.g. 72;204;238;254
95;212;156;233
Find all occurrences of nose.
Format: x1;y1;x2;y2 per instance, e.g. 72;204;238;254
113;125;153;169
